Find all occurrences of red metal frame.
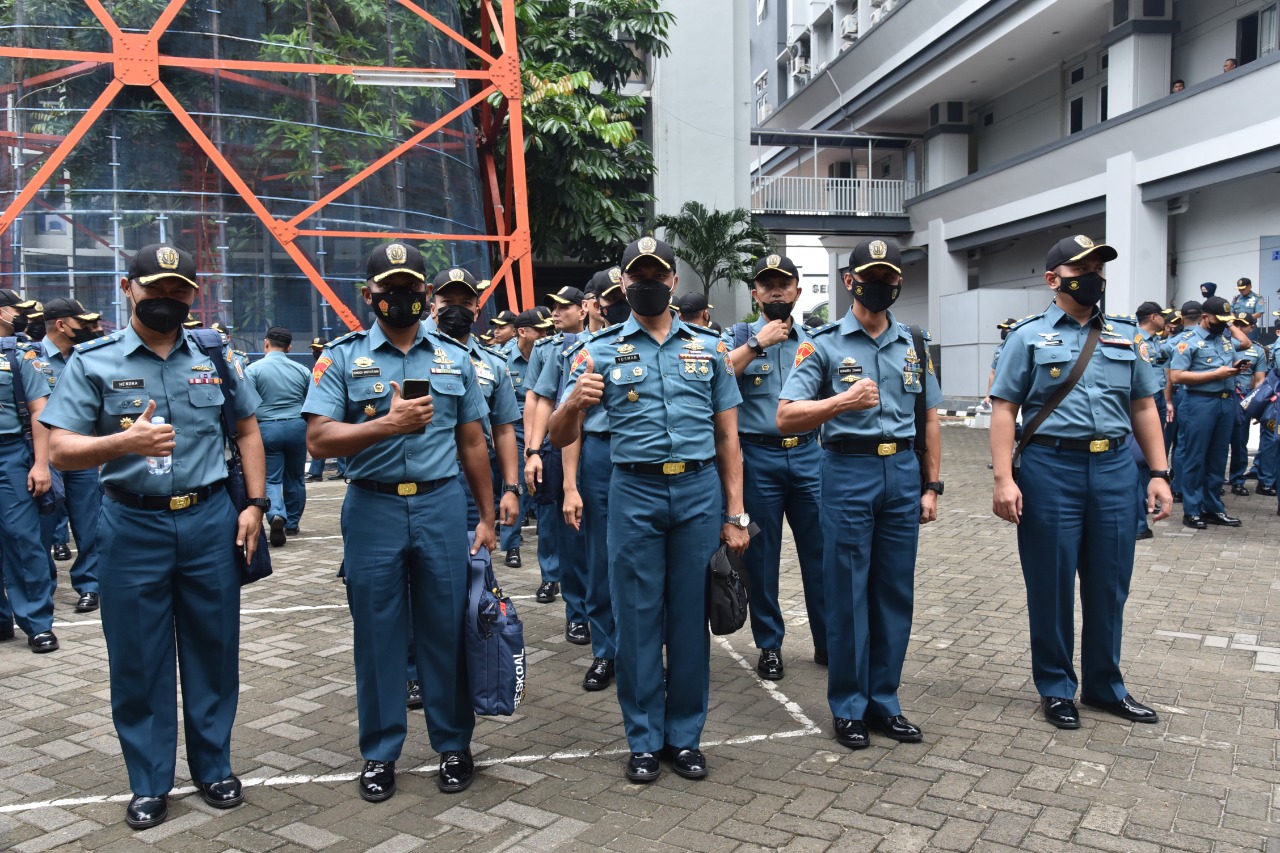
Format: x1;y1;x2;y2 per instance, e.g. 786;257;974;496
0;0;533;329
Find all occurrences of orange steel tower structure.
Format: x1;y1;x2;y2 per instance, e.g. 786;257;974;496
0;0;533;331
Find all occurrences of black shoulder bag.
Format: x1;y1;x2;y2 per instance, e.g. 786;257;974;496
908;326;930;492
190;329;272;585
707;522;761;635
1011;323;1102;472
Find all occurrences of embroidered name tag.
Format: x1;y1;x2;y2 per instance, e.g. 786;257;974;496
613;354;641;364
111;378;145;390
351;367;381;378
838;365;863;376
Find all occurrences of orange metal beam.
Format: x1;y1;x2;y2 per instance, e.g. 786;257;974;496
82;0;126;42
391;0;495;67
157;54;492;80
0;61;106;96
298;230;508;242
0;47;114;63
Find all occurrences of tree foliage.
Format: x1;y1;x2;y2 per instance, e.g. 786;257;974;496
653;201;776;297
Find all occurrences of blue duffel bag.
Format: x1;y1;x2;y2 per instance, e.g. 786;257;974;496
465;535;526;716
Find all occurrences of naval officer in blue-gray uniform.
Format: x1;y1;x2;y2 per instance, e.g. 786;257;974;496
497;310;552;567
1226;313;1266;496
990;234;1171;731
778;237;942;752
1134;301;1172;539
1169;295;1252;529
34;298;106;613
304;242;495;803
42;243;267;830
725;254;827;681
1161;301;1203;499
1232;277;1263;340
245;325;312;545
550;236;748;784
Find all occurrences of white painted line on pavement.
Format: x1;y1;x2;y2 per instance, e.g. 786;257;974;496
714;636;822;736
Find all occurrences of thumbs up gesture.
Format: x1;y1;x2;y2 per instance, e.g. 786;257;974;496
568;351;604;412
386;381;434;434
128;400;176;457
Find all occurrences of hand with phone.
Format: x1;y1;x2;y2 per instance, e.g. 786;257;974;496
387;379;433;435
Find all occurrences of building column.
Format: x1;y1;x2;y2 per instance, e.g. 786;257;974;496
928;217;968;396
922;102;969;191
1105;152;1168;313
1103;1;1176;115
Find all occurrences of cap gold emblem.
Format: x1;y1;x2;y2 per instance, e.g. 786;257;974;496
869;240;888;260
449;268;465;282
608;267;622;284
386;243;408;264
638;236;657;254
156;246;179;269
767;254;781;268
1074;235;1095;249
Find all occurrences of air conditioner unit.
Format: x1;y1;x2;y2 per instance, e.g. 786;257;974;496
790;55;810;78
839;14;858;39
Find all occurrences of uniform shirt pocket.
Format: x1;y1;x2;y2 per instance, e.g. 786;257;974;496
608;364;651;412
1098;345;1137;388
101;392;146;434
742;359;773;395
347;378;391;419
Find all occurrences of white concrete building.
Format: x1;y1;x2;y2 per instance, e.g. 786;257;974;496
750;0;1280;398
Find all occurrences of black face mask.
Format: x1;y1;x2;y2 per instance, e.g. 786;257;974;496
371;287;426;328
436;304;475;340
1058;271;1106;308
760;301;795;322
68;325;102;345
851;278;900;314
603;300;632;325
9;313;27;334
134;296;189;334
1207;321;1228;336
624;279;671;317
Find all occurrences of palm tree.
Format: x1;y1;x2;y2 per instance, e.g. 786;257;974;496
652;201;776;297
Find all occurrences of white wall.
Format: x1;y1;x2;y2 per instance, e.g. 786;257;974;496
1172;0;1273;86
973;67;1062;169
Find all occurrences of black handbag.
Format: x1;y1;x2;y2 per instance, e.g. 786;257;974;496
191;330;272;585
706;522;760;636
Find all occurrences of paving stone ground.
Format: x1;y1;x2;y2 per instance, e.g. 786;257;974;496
1;424;1278;852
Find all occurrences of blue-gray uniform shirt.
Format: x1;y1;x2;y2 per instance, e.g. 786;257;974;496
524;336;559;396
504;341;532;419
1232;292;1261;318
1139;328;1168;393
39;325;260;492
537;330;610;435
736;317;809;437
37;337;69;390
0;343;52;435
422;319;520;443
245;350;311;420
301;322;485;482
562;317;741;464
1168;325;1237;393
991;341;1005;370
1234;342;1268;395
989;303;1155;439
780;309;942;441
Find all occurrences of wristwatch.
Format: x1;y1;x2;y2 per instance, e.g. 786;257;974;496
922;481;945;495
746;336;764;356
723;512;751;528
502;483;523;496
1149;469;1172;482
525;447;542;458
246;497;270;510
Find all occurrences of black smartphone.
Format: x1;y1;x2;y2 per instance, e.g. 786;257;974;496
401;378;430;434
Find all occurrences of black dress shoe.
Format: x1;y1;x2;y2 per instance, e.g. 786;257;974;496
583;658;614;691
1231;484;1250;496
1245;469;1259;480
868;714;923;743
625;752;660;783
756;648;784;681
1257;485;1277;496
269;516;287;547
670;748;707;780
1172;492;1183;503
1136;530;1154;540
536;581;559;603
52;543;72;562
358;760;395;802
327;472;345;480
814;648;828;666
75;591;100;613
833;718;869;750
1202;511;1241;527
505;548;522;568
304;474;322;483
28;631;58;653
406;680;423;710
0;622;13;641
1082;693;1159;723
285;527;300;537
1182;514;1206;530
437;749;474;793
194;775;243;809
565;621;590;645
1041;696;1080;729
125;794;168;830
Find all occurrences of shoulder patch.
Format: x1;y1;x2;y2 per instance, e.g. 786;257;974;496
794;341;817;367
312;355;333;385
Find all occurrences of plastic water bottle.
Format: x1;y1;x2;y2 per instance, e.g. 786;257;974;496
146;416;171;475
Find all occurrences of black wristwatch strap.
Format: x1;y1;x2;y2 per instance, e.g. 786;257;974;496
923;481;944;495
1149;469;1172;482
502;483;522;495
525;447;542;458
246;497;270;510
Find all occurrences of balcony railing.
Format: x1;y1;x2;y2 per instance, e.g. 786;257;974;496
750;176;921;217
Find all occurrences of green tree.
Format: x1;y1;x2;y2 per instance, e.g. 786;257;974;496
463;0;674;264
652;201;776;297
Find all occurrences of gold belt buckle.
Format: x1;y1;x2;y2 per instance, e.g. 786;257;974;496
781;436;799;449
662;462;686;475
877;442;897;457
169;494;192;511
1221;392;1230;399
397;482;418;496
1088;439;1110;453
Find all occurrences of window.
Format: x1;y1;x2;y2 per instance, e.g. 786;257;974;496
1238;5;1278;65
983;112;994;127
1099;85;1109;122
756;0;767;24
1069;97;1084;134
1099;52;1109;70
1069;65;1085;85
754;71;771;123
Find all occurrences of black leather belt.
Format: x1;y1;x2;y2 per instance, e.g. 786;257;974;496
104;480;225;511
615;458;714;476
1029;435;1128;453
1187;390;1232;399
350;477;452;497
824;438;914;456
740;432;817;449
585;431;612;441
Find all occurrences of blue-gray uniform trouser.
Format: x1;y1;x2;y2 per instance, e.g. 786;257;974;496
610;464;720;752
260;417;308;529
821;447;919;721
342;479;473;759
98;487;241;796
580;434;616;660
1180;392;1234;517
1017;441;1136;702
0;436;55;637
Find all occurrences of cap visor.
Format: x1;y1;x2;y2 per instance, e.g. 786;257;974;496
77;312;101;322
490;318;511;326
137;272;201;289
1214;313;1236;322
370;267;426;284
1067;244;1119;265
624;253;672;272
598;283;623;298
435;280;478;296
853;261;903;275
546;294;573;305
